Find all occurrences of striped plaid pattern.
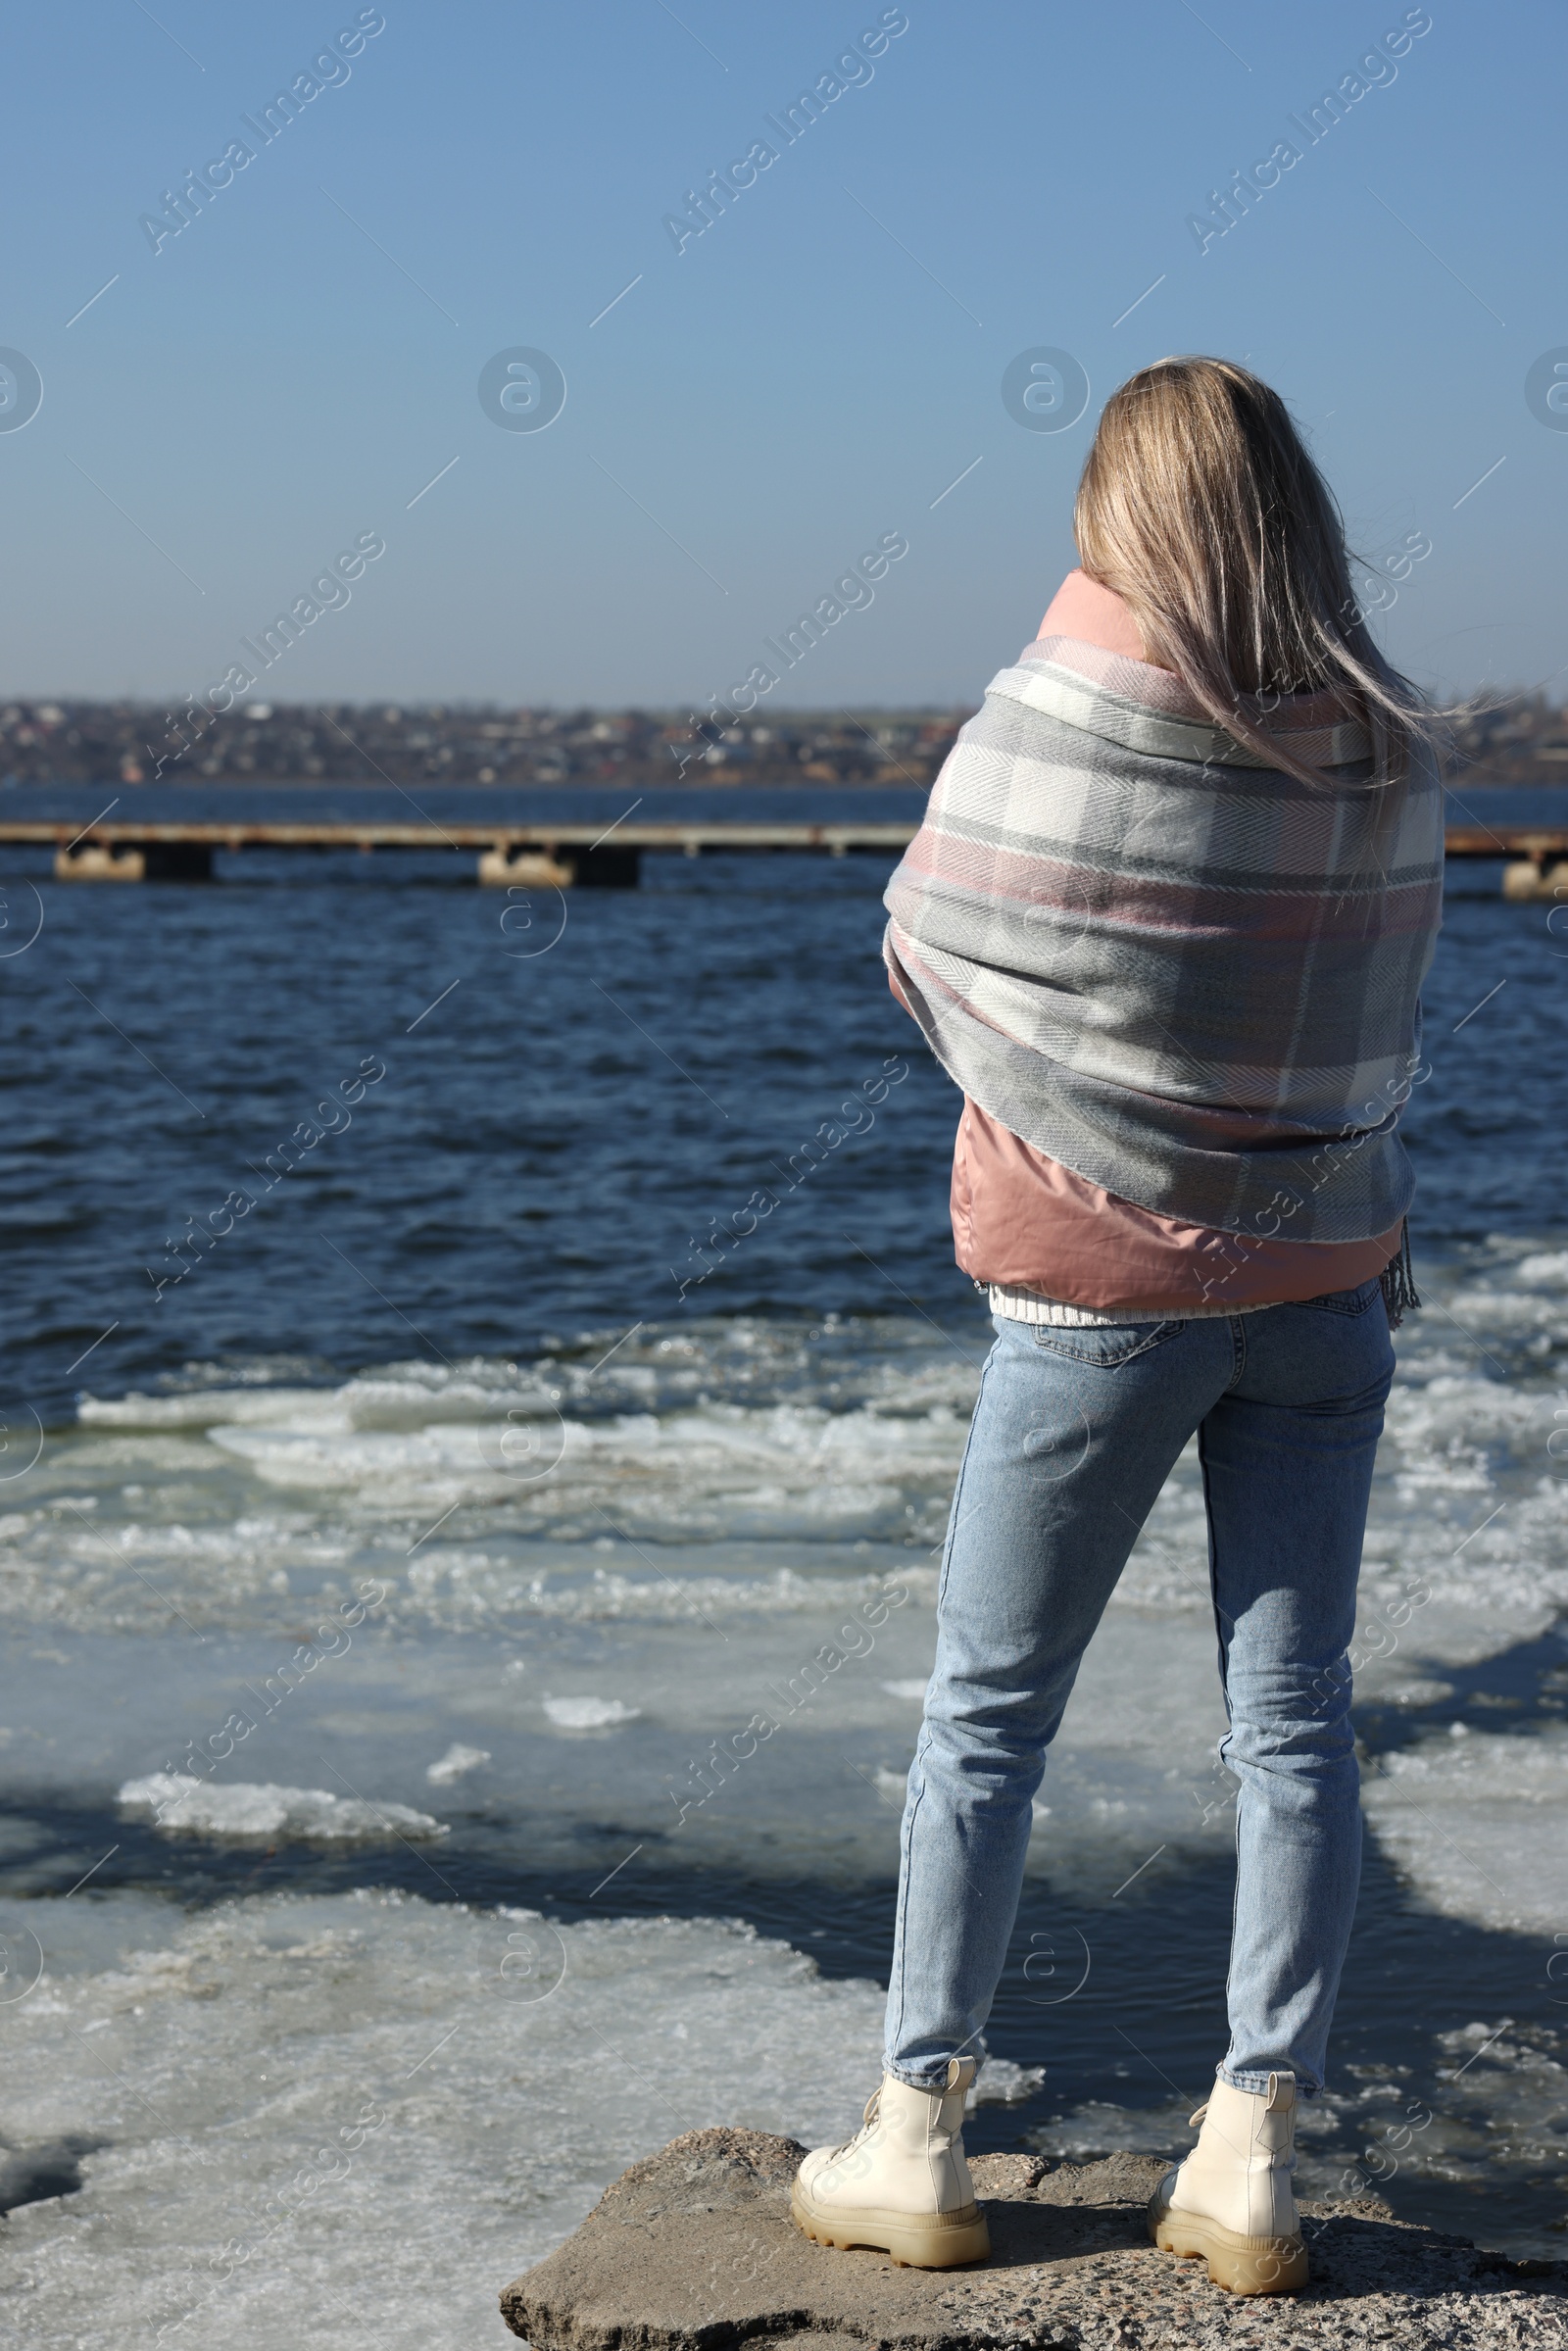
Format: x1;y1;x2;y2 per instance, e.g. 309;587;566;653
885;636;1444;1244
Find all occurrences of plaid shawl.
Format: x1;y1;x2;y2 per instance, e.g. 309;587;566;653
884;634;1444;1244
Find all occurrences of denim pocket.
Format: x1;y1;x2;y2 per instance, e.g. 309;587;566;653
1025;1318;1185;1367
1291;1278;1381;1318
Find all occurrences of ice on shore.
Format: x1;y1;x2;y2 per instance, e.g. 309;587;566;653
541;1696;641;1730
118;1774;448;1842
425;1742;490;1784
968;2057;1046;2103
0;1250;1559;1930
1358;1725;1568;1932
11;1260;1558;1659
0;1891;891;2349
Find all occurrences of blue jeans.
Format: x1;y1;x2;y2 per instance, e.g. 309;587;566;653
885;1282;1395;2099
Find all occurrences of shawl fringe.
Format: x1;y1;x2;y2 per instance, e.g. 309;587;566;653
1380;1219;1420;1329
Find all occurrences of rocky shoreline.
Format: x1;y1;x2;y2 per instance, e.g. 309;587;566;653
500;2128;1568;2350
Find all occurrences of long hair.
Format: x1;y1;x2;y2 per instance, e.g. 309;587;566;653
1074;357;1437;791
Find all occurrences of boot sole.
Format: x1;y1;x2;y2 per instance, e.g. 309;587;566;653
790;2180;991;2269
1148;2192;1308;2296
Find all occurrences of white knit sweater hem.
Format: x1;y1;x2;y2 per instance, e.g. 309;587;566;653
987;1282;1278;1328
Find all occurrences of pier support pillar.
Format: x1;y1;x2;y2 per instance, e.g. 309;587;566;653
477;843;641;887
1502;858;1568;900
55;843;146;881
478;844;576;887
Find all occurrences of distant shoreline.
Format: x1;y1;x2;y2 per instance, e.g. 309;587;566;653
0;695;1561;791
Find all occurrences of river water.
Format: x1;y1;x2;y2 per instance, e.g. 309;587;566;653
0;794;1565;2346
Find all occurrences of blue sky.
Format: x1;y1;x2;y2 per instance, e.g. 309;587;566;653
0;0;1560;708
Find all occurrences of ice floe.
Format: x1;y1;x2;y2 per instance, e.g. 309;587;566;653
118;1775;448;1842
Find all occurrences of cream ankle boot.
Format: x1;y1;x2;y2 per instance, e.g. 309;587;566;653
791;2056;991;2269
1148;2070;1307;2294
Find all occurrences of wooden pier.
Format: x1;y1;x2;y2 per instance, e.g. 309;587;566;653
0;816;1561;889
11;817;914;886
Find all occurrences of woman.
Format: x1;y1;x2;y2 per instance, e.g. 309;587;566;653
790;359;1444;2296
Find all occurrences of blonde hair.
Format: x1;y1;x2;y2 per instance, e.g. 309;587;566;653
1074;357;1434;790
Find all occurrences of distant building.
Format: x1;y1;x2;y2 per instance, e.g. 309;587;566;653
0;702;969;790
